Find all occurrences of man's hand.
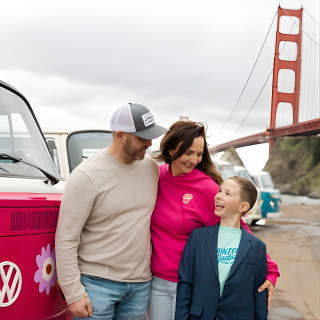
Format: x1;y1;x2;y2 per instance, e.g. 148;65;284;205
258;279;274;309
68;296;93;318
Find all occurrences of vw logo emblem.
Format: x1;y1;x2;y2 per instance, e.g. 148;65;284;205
0;261;22;307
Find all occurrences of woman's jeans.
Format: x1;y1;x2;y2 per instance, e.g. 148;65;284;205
147;276;177;320
74;274;151;320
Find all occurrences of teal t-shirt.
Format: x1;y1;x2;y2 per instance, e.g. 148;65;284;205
217;225;242;296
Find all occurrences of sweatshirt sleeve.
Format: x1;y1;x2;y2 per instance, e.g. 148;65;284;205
240;219;280;286
55;169;97;305
204;180;220;227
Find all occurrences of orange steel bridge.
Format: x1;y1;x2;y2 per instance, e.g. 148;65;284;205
212;7;320;154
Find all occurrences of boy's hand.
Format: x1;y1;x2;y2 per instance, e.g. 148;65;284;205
258;280;274;309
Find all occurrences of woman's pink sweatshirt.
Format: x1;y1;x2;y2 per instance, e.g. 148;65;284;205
150;164;280;284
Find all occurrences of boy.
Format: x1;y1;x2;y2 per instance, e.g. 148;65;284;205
175;176;268;320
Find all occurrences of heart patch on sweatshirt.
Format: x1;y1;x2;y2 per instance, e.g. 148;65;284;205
182;193;193;204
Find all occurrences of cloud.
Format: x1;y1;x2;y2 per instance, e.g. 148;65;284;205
0;0;318;146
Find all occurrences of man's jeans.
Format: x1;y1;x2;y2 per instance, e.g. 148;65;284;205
74;274;151;320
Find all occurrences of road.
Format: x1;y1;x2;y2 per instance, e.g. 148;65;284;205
252;203;320;320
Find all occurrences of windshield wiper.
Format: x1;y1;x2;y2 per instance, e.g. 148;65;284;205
0;166;10;173
0;153;59;185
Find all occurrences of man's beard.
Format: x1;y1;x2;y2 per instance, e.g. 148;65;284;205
123;137;146;161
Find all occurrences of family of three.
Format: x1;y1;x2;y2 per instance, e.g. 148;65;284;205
55;103;280;320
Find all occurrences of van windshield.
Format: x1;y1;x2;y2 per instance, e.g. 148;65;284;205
217;164;237;180
261;173;275;189
237;169;255;184
0;85;60;179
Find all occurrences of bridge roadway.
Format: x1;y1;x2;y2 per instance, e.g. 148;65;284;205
212;118;320;153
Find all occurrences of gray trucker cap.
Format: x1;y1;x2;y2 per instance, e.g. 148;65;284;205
110;103;167;139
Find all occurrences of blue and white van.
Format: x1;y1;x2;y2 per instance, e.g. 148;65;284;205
214;160;257;225
233;166;263;224
251;171;281;219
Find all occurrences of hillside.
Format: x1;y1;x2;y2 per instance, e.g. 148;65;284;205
264;136;320;198
220;147;245;166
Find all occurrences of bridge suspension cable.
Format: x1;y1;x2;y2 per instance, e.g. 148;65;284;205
300;13;319;121
282;10;319;47
232;17;299;134
232;70;272;134
219;10;277;131
304;8;319;25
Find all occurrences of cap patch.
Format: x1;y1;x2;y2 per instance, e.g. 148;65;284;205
142;112;155;127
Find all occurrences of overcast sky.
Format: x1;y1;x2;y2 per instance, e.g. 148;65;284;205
0;0;319;157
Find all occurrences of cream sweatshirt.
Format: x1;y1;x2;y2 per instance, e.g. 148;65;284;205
55;148;159;305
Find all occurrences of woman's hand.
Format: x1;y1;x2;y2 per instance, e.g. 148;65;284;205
258;279;274;309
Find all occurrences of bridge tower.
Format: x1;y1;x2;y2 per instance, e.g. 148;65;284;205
269;6;303;151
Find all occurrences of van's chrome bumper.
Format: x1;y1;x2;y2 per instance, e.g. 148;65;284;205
267;211;282;218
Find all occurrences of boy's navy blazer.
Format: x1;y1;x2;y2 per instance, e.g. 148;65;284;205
175;224;267;320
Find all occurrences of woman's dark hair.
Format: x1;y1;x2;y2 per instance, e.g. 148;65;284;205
155;120;223;185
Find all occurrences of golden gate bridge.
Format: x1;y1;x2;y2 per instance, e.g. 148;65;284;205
213;6;319;153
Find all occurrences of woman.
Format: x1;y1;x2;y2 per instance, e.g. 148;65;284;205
148;120;279;320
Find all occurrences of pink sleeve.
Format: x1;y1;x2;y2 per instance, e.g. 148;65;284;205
240;219;280;286
205;211;220;226
204;182;220;227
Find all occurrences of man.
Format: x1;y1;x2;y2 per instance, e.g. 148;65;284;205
55;103;167;319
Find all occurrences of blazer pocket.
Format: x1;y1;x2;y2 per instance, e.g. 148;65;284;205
190;305;203;316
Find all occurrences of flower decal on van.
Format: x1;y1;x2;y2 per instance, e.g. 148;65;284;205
34;244;57;295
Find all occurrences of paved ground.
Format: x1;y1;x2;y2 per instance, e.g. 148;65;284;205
252;204;320;320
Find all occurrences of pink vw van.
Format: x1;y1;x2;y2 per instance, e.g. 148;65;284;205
0;80;71;319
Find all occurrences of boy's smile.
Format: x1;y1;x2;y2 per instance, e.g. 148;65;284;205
214;179;243;218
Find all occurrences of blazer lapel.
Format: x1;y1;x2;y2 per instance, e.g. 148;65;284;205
205;225;220;278
227;228;252;280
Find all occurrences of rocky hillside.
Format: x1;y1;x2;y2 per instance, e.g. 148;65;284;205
264;136;320;198
219;147;245;166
